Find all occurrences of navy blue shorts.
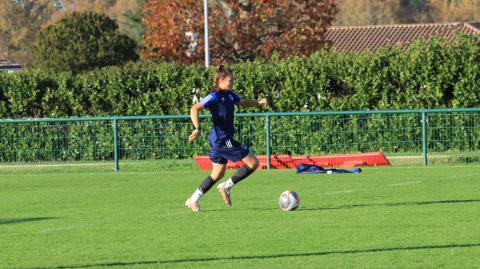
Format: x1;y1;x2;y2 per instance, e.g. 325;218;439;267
209;139;250;164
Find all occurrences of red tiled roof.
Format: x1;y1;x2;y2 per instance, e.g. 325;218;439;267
325;22;480;53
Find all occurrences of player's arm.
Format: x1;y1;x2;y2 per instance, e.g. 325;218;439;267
189;102;204;142
237;98;268;108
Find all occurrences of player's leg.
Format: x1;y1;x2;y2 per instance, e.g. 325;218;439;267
227;153;259;187
241;153;260;171
210;162;227;181
186;163;226;212
218;152;259;206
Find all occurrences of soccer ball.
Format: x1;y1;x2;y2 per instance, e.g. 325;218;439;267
278;190;300;211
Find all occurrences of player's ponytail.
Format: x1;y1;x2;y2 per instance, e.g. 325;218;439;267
214;65;233;91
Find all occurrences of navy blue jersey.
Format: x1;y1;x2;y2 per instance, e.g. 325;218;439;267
200;90;241;145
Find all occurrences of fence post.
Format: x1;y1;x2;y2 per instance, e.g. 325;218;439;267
421;111;428;166
265;114;271;169
113;118;120;172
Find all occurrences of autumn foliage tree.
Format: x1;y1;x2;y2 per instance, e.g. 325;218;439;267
0;0;54;66
429;0;480;23
141;0;337;64
335;0;480;26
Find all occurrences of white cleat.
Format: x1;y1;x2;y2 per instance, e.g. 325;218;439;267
217;182;232;206
185;198;200;212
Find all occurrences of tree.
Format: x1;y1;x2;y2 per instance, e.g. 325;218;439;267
45;0;117;26
429;0;480;22
337;0;433;25
111;0;146;44
335;0;398;26
33;12;138;72
335;0;480;27
141;0;337;64
396;0;433;23
45;0;145;44
0;0;54;65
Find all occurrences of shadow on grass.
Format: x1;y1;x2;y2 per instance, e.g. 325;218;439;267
26;243;480;269
299;199;480;211
0;217;58;225
235;199;480;212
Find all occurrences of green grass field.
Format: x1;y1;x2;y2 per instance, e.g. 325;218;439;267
1;166;480;269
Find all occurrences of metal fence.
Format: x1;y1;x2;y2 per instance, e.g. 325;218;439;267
0;108;479;172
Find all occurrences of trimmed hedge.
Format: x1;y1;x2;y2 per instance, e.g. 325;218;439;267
1;34;479;119
0;34;478;162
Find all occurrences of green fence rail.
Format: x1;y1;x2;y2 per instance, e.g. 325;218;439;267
1;108;480;172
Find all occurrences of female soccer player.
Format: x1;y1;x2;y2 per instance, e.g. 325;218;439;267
185;65;268;212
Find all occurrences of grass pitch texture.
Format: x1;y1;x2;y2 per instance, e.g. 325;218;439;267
1;166;479;268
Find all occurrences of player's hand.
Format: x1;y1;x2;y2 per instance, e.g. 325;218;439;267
258;98;268;107
188;129;201;142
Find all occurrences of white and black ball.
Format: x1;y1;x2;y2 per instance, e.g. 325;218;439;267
279;190;300;211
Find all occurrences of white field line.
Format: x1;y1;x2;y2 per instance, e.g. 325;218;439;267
387;156;422;160
0;162;107;169
324;189;360;195
389;181;423;187
388;155;449;160
366;164;480;169
40;225;84;234
447;174;480;180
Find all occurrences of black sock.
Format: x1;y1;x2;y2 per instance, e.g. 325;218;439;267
198;176;217;194
231;165;255;184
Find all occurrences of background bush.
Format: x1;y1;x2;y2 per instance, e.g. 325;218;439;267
3;34;480;118
33;12;139;73
0;34;478;162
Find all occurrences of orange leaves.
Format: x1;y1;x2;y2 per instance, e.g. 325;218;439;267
141;0;202;64
142;0;337;64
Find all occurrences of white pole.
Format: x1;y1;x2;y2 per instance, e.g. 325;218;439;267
204;0;210;68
